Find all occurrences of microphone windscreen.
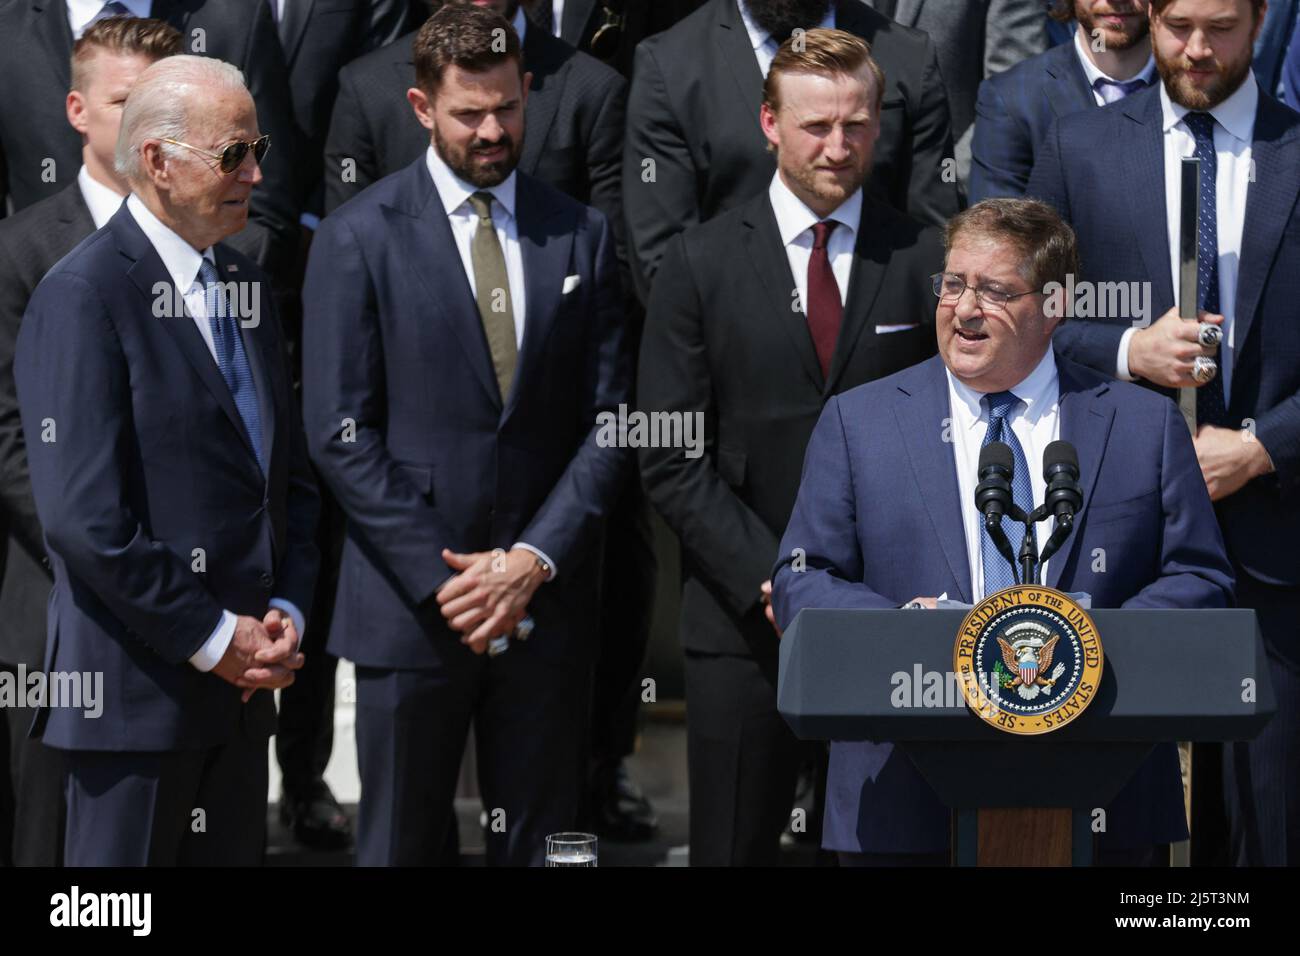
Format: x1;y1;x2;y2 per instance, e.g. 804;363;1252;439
979;441;1013;476
1043;440;1079;478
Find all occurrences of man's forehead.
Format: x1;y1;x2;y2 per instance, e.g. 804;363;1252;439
778;69;875;107
946;237;1024;280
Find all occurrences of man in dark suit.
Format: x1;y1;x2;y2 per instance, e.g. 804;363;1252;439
1026;0;1299;866
638;30;941;865
773;198;1234;864
969;0;1156;202
623;0;958;305
265;0;408;853
303;4;629;866
524;0;706;76
0;0;303;276
863;1;1048;195
324;0;655;840
15;54;319;865
0;16;182;869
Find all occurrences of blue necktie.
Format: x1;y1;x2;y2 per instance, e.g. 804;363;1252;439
199;258;265;475
1092;76;1148;105
1184;112;1229;427
979;391;1033;597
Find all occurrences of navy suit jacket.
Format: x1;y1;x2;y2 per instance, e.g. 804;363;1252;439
1026;82;1300;588
14;205;320;752
771;354;1234;854
969;37;1096;202
302;158;630;670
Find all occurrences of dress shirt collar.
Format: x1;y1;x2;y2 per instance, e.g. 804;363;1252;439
513;5;528;46
77;165;126;229
767;172;861;248
67;0;152;40
947;346;1060;432
737;0;835;52
126;193;215;294
425;144;518;223
1072;26;1156;89
1159;71;1258;142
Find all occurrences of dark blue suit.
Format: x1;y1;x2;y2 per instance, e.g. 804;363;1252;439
772;355;1234;856
15;205;320;864
969;38;1096;202
1026;81;1300;864
302;157;629;866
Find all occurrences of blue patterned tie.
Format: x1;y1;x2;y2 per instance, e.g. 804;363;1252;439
1184;111;1229;427
1092;76;1148;105
199;258;265;475
979;391;1033;596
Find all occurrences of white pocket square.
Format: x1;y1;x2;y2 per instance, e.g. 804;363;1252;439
875;323;920;334
562;274;582;294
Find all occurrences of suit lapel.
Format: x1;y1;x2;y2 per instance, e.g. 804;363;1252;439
503;177;573;422
382;160;502;409
59;182;96;234
1122;91;1174;305
888;0;919;26
742;196;824;392
826;199;890;394
562;0;597;44
519;29;564;176
278;0;316;66
113;209;264;473
715;0;765;132
1234;95;1300;355
893;358;972;602
1044;43;1096;119
1048;361;1114;590
32;0;73;91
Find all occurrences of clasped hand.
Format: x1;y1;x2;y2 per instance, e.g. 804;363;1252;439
213;608;304;702
437;548;546;655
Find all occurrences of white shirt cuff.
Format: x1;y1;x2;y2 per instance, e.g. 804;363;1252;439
189;609;237;672
1116;327;1138;382
269;598;306;651
512;542;557;581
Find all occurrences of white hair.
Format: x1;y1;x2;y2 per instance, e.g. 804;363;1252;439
114;55;248;183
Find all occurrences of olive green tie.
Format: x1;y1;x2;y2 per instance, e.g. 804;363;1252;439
468;191;517;400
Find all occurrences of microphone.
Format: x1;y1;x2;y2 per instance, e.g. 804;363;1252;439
1042;440;1083;522
976;442;1020;584
1037;440;1083;571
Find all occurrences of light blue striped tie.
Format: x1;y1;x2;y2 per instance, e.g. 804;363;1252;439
199;258;265;475
979;391;1032;596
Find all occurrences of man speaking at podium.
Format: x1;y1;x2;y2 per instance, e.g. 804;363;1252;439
771;198;1235;865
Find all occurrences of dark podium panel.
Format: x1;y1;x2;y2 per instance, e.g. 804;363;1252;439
777;608;1275;864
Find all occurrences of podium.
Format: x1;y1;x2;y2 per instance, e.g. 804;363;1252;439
778;607;1275;865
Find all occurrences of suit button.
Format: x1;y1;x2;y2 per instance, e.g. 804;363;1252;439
41;556;51;571
259;572;274;588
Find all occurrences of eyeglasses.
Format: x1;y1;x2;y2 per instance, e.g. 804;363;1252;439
161;134;271;174
930;272;1038;311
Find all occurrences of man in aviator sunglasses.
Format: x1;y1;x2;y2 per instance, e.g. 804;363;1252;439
162;133;271;175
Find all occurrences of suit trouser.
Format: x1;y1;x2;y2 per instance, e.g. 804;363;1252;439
684;649;804;866
276;486;343;794
354;644;590;867
62;718;269;866
0;663;64;866
591;476;657;763
1224;570;1300;866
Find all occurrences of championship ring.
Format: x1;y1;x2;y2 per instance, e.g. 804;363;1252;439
953;586;1103;736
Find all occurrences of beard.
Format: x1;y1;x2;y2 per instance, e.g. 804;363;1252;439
743;0;832;42
433;123;523;187
779;153;866;211
1155;40;1253;110
1074;1;1149;52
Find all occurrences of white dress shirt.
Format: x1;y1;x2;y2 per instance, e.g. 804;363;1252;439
1115;77;1256;401
66;0;152;39
77;165;126;229
767;172;859;314
549;0;563;37
423;145;557;579
738;0;835;77
946;347;1061;600
125;194;305;670
1072;27;1156;106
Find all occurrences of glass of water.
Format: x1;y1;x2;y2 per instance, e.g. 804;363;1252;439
545;832;598;867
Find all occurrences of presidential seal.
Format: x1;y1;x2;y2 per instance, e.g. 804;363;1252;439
953;585;1103;736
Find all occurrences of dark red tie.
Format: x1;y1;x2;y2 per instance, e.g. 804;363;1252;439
807;220;843;378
